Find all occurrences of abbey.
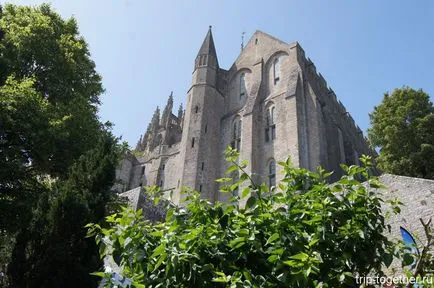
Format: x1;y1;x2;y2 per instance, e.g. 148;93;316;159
115;27;374;203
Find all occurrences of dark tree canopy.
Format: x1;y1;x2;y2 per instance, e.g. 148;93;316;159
0;3;124;286
368;87;434;179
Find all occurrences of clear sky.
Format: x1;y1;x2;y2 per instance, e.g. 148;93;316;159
6;0;434;147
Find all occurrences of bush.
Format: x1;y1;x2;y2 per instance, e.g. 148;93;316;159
87;148;401;287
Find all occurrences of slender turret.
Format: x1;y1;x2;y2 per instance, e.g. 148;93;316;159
176;26;224;203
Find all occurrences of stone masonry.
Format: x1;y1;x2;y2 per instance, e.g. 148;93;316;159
115;27;434;279
115;27;376;204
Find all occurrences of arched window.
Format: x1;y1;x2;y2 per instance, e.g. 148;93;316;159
239;73;246;100
265;105;276;142
231;118;241;151
273;57;280;85
268;160;276;187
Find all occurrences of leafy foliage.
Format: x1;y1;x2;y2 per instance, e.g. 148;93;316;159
8;131;126;287
0;3;124;286
368;87;434;179
89;147;402;287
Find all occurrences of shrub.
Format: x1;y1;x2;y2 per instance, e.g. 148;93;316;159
87;147;401;287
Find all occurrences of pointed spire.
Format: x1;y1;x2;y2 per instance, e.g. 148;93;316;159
135;135;143;151
195;26;219;68
151;106;160;133
177;103;183;120
162;92;174;127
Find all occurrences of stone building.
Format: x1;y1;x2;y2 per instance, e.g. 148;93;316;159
115;27;375;204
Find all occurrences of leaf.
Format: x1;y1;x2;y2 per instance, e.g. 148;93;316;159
89;271;105;278
241;187;250;198
308;238;319;247
267;254;279;264
212;277;230;283
151;231;164;237
271;248;284;255
153;253;167;271
229;237;246;249
216;177;232;183
289;252;309;261
151;244;165;258
266;233;280;245
383;253;393;267
246;196;257;209
227;164;239;174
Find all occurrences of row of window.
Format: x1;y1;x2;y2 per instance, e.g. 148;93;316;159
237;57;281;100
229;105;277;151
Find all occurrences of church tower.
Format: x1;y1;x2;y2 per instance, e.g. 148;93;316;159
176;26;224;202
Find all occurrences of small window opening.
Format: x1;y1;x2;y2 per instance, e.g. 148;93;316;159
199;184;202;192
162;164;165;170
239;73;246;100
141;166;145;175
273;57;280;85
159;180;163;187
204;124;208;134
191;137;195;148
201;162;204;171
231;119;242;151
265;106;276;142
195;106;199;113
255;38;258;45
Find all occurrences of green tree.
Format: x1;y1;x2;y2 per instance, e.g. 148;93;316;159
368;87;434;179
8;130;125;287
0;2;104;233
0;3;122;286
88;148;403;287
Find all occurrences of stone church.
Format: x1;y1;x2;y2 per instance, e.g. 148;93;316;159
115;27;375;204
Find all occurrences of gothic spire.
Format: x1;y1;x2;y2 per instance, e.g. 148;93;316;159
135;135;143;151
177;103;183;120
195;26;219;68
151;106;160;133
162;92;174;127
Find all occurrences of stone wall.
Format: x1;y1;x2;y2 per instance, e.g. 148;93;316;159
380;174;434;251
119;187;166;223
116;29;377;203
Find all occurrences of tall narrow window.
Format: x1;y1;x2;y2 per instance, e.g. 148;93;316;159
141;166;145;175
231;118;241;151
195;106;199;113
191;137;195;148
265;105;276;142
239;73;246;100
204;124;208;134
199;184;203;192
273;57;280;85
201;162;204;171
269;160;276;187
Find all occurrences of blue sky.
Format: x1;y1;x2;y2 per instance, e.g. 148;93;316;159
7;0;434;147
